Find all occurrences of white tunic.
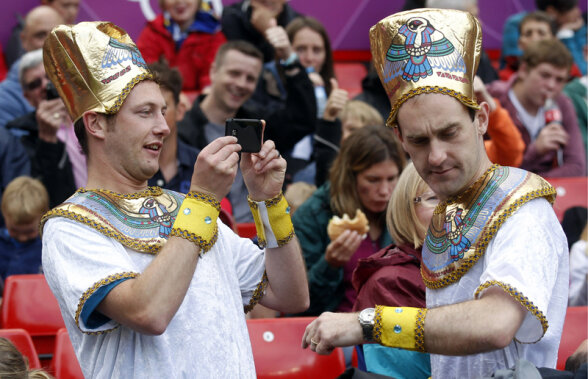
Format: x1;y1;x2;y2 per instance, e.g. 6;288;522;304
42;217;266;379
427;198;569;378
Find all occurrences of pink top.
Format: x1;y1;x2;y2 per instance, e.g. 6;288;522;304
57;124;87;189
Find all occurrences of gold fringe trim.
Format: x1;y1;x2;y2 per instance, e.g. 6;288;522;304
105;72;153;114
475;280;548;343
186;192;221;211
415;308;427;352
373;305;385;343
169;225;218;254
75;271;139;335
77;186;162;199
388;86;480;128
41;208;163;254
244;272;269;313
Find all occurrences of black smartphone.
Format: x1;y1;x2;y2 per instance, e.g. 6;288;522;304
225;118;264;153
46;81;60;100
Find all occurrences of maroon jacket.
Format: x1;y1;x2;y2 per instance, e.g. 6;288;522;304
137;14;226;92
352;244;426;311
487;76;586;177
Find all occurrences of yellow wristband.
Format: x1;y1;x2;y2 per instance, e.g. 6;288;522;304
248;192;295;248
170;192;220;253
374;305;427;353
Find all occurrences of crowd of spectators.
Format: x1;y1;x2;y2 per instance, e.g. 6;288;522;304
0;0;586;377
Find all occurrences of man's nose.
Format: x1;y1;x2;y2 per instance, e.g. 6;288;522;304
428;140;447;167
155;113;170;137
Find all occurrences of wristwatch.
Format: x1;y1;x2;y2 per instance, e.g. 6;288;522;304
358;308;375;342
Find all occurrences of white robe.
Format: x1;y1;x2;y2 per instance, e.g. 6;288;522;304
43;217;266;379
427;198;569;378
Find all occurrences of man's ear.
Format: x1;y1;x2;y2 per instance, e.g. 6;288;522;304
82;111;108;140
175;93;189;122
475;102;490;136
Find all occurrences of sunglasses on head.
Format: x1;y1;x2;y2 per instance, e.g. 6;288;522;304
24;77;44;92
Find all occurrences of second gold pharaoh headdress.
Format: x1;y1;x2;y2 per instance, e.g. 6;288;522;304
369;9;482;127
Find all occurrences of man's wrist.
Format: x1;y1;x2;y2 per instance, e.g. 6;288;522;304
248;192;294;248
358;308;376;342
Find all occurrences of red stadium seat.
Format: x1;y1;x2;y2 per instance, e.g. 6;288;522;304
247;317;346;379
0;328;41;369
545;177;588;222
1;274;65;362
237;222;257;239
334;62;367;98
219;207;236;232
51;328;84;379
557;306;588;370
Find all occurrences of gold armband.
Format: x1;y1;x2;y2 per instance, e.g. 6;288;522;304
374;305;427;353
169;192;220;254
248;192;295;248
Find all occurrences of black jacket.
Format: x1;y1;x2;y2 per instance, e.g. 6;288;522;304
6;112;76;208
221;1;302;63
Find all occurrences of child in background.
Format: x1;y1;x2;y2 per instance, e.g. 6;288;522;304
0;176;49;281
284;181;316;214
137;0;226;92
0;337;53;378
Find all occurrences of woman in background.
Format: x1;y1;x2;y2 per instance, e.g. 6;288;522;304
292;125;406;316
352;162;437;378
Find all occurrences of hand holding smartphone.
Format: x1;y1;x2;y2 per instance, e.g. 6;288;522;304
225;118;264;153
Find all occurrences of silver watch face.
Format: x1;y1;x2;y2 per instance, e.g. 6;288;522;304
360;308;375;324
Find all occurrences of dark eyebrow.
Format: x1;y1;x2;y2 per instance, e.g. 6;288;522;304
407;122;460;138
135;101;166;111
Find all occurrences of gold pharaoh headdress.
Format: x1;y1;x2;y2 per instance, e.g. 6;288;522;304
369;9;482;127
43;21;153;123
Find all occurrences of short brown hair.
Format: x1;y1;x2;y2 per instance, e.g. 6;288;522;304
1;176;49;224
213;40;263;69
520;38;573;71
329;124;406;218
519;11;557;35
148;60;183;105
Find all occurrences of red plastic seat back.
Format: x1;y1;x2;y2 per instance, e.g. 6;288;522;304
334;62;368;98
1;274;65;356
0;328;42;369
51;328;84;379
237;222;257;239
557;306;588;370
545;177;588;222
247;317;346;379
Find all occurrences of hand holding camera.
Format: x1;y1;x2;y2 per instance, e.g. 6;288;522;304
36;82;69;144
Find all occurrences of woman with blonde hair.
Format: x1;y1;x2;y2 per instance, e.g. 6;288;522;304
351;162;437;378
292;124;406;316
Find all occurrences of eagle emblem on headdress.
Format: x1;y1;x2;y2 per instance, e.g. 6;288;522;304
101;37;147;69
385;17;466;82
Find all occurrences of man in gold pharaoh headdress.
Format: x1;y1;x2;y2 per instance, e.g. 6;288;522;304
40;21;309;378
302;9;569;378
